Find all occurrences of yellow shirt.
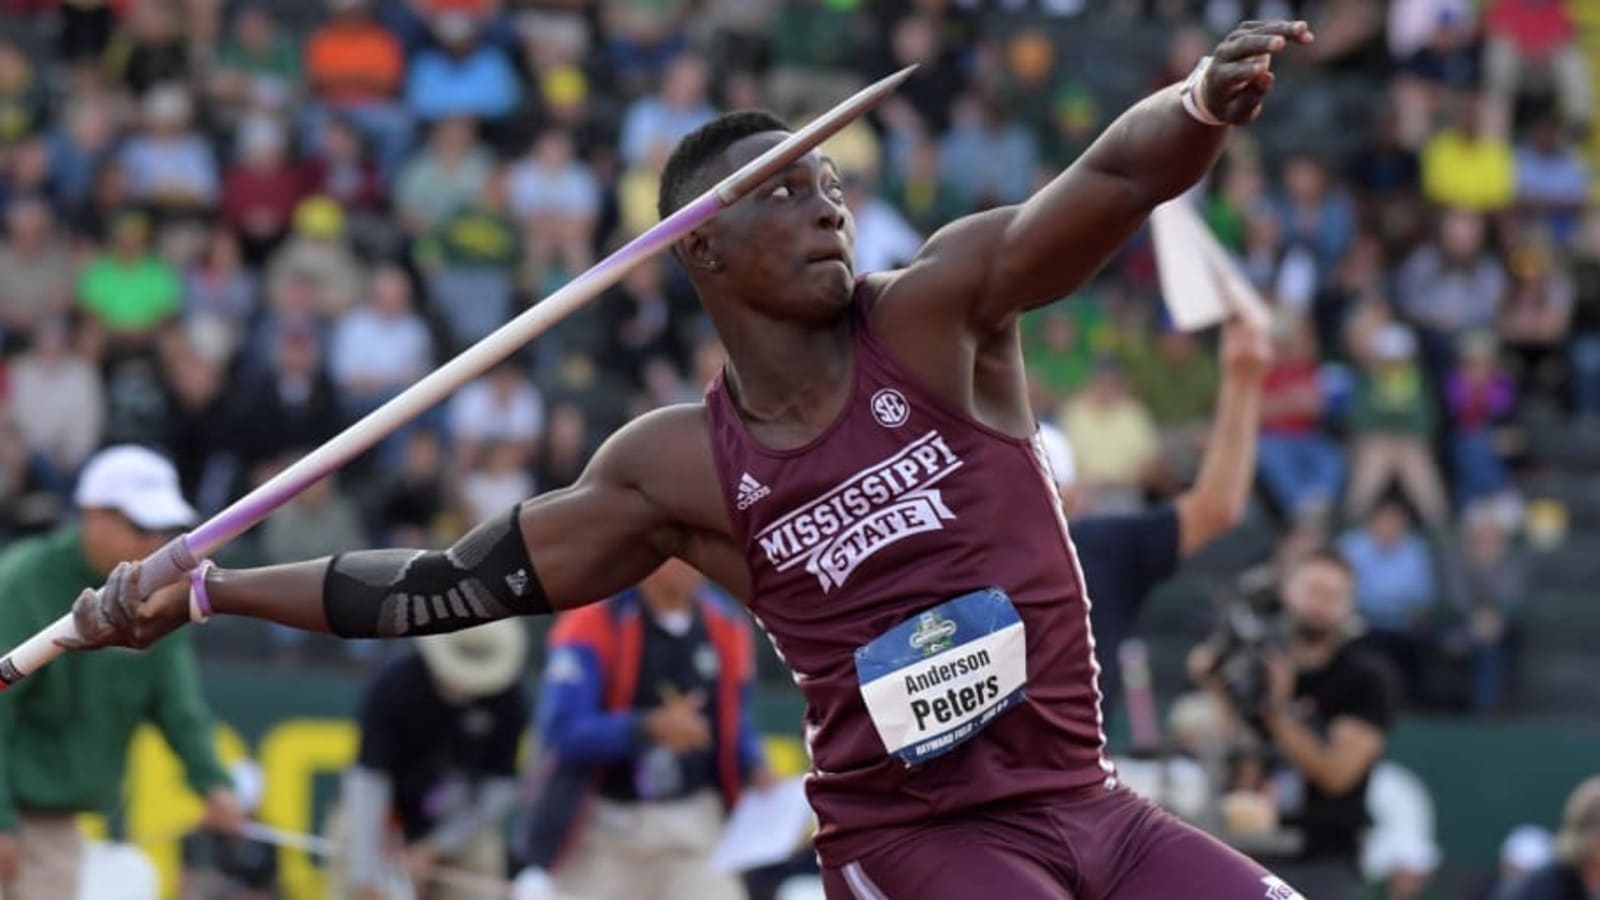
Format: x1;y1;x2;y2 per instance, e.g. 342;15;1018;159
1059;397;1159;485
1422;131;1514;211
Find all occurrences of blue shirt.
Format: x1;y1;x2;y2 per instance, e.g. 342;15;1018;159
1337;530;1437;631
405;47;523;121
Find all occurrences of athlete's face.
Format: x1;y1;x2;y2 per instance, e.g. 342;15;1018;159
682;132;856;325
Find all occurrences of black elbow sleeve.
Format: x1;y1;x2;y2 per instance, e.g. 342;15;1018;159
322;506;550;638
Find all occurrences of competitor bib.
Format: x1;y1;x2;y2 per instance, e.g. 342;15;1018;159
855;589;1027;765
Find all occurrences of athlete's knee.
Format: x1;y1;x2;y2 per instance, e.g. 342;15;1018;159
322;506;549;637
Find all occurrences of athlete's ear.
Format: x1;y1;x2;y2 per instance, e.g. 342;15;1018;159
681;227;722;274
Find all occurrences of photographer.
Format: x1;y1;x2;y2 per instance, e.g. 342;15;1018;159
1192;550;1398;900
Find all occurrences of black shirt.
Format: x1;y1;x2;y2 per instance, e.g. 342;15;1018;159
1072;506;1182;714
597;607;721;804
1502;863;1590;900
355;654;529;840
1280;643;1398;862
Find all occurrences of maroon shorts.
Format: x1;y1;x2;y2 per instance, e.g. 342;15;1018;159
820;786;1301;900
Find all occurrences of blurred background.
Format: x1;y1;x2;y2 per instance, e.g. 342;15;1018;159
0;0;1597;898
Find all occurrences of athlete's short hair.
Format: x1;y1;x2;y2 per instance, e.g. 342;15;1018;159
657;110;790;221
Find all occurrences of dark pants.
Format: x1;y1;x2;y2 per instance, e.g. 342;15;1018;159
820;787;1298;899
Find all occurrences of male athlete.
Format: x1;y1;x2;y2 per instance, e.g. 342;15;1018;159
68;20;1314;899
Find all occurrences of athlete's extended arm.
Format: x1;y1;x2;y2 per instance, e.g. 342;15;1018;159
64;411;700;650
887;21;1312;330
1175;319;1270;556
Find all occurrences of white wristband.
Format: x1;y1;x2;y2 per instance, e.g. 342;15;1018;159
1181;55;1227;127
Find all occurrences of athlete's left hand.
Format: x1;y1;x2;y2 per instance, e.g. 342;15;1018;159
1220;316;1273;382
1202;20;1315;125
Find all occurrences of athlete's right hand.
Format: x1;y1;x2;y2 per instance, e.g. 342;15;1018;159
59;560;191;651
644;690;712;754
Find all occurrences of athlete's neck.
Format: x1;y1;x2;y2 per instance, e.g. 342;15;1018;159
717;312;853;431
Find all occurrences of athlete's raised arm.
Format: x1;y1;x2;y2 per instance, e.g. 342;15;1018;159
64;406;736;650
882;20;1312;332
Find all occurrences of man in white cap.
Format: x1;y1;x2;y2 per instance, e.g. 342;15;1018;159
331;619;530;900
0;445;243;899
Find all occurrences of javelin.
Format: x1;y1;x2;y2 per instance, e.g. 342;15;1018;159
0;65;916;690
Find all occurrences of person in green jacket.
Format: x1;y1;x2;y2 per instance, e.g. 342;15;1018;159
0;445;242;900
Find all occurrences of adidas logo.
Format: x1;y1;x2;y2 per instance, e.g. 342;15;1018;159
505;569;530;597
736;473;771;510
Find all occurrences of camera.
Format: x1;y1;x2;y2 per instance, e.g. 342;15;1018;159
1203;566;1285;735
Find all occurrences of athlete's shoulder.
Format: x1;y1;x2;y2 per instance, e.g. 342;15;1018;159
590;402;714;483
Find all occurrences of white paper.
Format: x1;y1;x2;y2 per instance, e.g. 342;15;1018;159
1150;200;1228;332
710;777;814;873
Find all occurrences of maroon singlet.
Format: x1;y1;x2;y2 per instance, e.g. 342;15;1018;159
704;285;1115;865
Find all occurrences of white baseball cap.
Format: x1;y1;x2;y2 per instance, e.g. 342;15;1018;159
74;445;198;531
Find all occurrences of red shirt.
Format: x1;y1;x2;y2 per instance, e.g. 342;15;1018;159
1485;0;1574;57
1262;359;1322;435
221;165;308;237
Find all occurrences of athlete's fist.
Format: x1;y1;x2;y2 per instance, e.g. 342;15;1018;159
59;560;190;651
1199;20;1315;125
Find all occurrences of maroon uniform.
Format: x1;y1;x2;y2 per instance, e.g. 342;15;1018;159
706;290;1292;899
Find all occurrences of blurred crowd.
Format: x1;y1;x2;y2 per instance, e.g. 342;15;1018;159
0;0;1590;703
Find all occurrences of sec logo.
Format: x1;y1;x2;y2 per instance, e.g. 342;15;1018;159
871;388;910;428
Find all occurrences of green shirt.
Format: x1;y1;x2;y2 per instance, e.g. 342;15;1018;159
1351;365;1437;438
0;528;229;831
415;208;521;270
78;255;181;333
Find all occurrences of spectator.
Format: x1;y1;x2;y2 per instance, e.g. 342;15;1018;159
1481;0;1592;137
1059;357;1160;514
208;3;301;116
1124;327;1219;485
1258;314;1344;521
364;427;447;546
182;228;258;362
221;117;307;265
416;167;520;348
882;134;964;238
1493;826;1557;900
939;92;1039;210
1339;500;1439;701
519;559;768;900
1571;210;1600;423
0;40;45;145
533;401;589;492
228;322;343;483
1512;113;1590;244
1447;332;1516;507
844;170;922;275
330;622;528;900
455;439;533;525
1276;151;1357;292
56;0;116;65
304;0;412;180
47;91;122;212
603;0;692;91
507;128;599;289
6;316;103;491
301;115;387;221
395;117;494;237
601;258;681;388
0;447;244;900
1444;503;1528;712
106;0;191;98
260;465;369;567
1500;235;1575;406
119;84;220;216
77;209;182;342
1346;107;1423;240
405;10;523;126
264;196;367;320
0;196;76;348
447;360;544;471
1345;323;1448;525
619;54;714;169
69;158;135;248
1502;776;1600;900
613;138;671;244
1388;0;1481;149
1421;93;1514;212
1395;209;1507;372
329;263;435;420
179;761;278;900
